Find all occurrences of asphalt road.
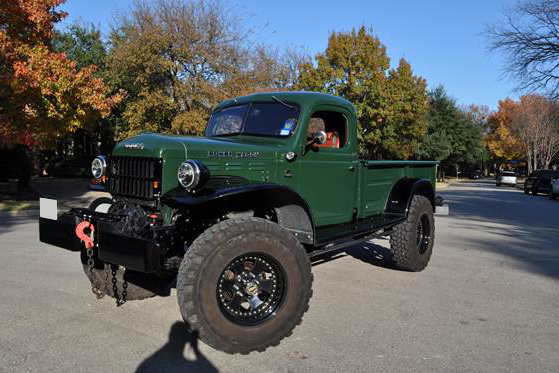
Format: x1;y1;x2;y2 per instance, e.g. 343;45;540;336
1;179;558;372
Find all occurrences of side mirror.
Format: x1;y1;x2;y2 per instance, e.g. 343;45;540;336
311;130;327;145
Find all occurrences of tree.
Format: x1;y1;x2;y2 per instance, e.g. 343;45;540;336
0;0;121;147
107;0;296;139
516;94;559;172
298;26;428;159
485;98;525;162
53;23;107;72
486;0;559;98
416;87;487;173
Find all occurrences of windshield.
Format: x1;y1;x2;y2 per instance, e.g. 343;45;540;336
206;103;300;137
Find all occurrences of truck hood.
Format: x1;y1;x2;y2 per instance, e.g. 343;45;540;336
112;133;286;160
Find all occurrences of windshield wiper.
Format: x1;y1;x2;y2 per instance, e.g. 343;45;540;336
271;96;296;110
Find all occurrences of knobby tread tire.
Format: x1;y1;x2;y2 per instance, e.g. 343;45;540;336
176;217;313;354
389;195;435;272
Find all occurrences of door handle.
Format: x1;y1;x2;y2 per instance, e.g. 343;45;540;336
348;165;355;171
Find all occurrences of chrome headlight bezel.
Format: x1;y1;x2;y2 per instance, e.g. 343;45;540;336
178;160;209;191
91;155;107;180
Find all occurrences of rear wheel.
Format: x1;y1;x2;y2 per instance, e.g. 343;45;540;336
176;217;313;354
389;195;435;272
532;186;538;195
550;190;557;200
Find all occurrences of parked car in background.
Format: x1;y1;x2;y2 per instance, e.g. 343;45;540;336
524;169;559;195
496;171;517;186
549;177;559;200
466;169;482;179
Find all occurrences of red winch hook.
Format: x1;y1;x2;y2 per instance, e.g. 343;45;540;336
75;221;95;249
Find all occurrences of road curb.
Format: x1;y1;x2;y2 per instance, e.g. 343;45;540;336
0;209;39;219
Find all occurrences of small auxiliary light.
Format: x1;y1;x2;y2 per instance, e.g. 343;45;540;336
286;152;296;161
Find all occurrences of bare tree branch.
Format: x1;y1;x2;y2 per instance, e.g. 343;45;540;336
486;0;559;98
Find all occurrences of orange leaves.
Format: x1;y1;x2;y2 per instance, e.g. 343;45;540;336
485;98;524;160
0;0;121;146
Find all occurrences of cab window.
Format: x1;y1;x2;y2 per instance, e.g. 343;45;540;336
307;110;347;149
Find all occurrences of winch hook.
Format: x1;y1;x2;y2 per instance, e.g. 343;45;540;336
76;221;95;249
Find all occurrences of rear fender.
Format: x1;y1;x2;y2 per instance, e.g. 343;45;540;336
384;178;435;216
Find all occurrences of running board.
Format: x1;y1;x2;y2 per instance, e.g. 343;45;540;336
309;228;395;259
310;213;405;258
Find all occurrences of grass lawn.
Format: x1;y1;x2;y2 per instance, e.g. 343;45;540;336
0;200;39;212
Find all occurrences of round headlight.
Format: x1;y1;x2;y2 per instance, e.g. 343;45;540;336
178;160;209;191
91;156;107;179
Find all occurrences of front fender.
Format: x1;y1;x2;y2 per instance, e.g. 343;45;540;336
161;183;316;244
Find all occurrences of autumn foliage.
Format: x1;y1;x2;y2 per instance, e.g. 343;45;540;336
0;0;121;147
485;94;559;172
298;27;429;159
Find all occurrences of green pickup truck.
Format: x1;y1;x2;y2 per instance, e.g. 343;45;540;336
39;92;438;354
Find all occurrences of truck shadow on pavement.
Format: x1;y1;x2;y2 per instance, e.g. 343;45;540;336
0;216;34;236
311;240;399;270
136;322;218;373
439;181;559;281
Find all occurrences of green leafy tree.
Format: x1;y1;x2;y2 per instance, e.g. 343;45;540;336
417;86;487;173
53;23;107;72
298;26;428;159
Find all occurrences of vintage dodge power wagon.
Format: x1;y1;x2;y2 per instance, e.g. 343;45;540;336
39;92;438;354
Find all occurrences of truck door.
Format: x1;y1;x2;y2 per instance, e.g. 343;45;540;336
298;107;358;227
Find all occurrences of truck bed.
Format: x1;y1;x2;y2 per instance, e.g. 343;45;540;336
358;160;438;219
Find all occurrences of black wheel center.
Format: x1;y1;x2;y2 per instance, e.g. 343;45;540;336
416;214;431;255
217;254;285;325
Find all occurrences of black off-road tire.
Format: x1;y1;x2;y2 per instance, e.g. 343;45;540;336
550;191;557;200
176;217;313;354
389;195;435;272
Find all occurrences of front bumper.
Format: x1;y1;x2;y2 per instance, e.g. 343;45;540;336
39;204;168;273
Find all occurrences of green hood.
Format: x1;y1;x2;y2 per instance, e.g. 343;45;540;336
112;133;286;160
112;133;288;194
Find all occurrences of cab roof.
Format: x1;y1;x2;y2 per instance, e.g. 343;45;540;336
213;91;356;113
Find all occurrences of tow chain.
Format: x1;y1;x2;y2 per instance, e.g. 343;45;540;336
77;219;128;306
86;246;104;299
111;265;128;307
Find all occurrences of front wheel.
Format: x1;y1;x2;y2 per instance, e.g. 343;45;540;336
550;191;557;200
177;217;313;354
389;195;435;272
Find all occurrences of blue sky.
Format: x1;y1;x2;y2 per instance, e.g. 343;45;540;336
58;0;517;110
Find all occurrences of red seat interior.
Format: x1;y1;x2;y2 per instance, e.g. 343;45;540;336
315;131;340;148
